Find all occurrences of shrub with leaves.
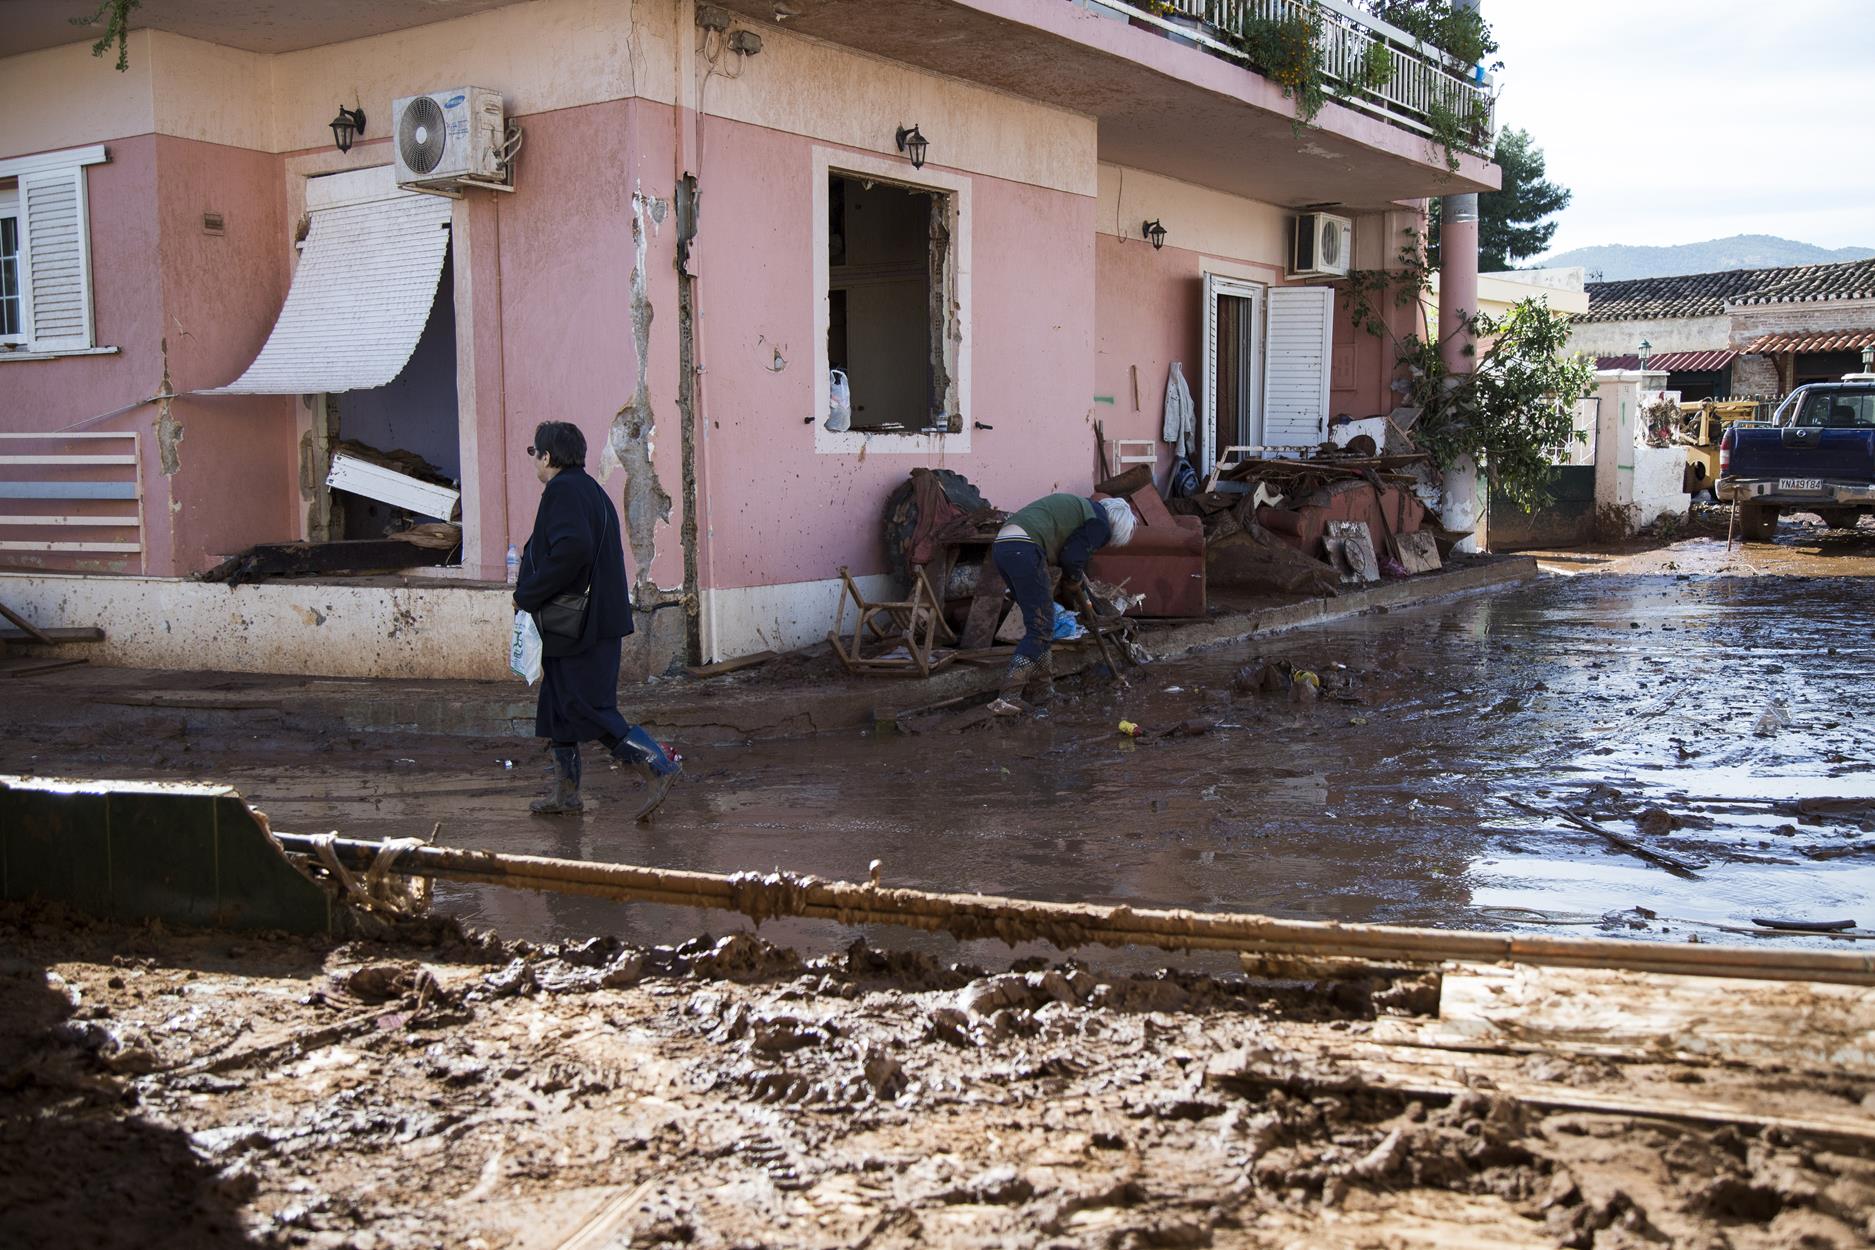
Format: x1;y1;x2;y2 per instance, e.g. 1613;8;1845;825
1342;228;1596;511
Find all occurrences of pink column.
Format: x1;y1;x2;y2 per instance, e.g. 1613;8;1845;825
1438;191;1484;551
1439;192;1479;374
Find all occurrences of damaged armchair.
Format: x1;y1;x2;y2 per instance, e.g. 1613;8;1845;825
1086;479;1206;618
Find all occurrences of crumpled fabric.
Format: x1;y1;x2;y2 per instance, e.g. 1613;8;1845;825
1162;361;1195;458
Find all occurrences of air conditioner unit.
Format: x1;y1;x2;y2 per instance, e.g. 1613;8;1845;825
1290;212;1353;279
392;87;511;192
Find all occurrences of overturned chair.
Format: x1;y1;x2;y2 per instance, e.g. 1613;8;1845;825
828;566;956;677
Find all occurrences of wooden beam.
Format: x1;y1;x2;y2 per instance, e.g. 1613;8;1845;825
0;601;53;644
0;541;141;553
684;650;777;678
1376;962;1875;1078
0;455;139;466
0;626;104;643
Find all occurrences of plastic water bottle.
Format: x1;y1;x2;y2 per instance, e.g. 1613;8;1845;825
505;544;520;586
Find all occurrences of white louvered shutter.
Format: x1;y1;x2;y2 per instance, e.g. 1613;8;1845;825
1262;285;1334;448
20;165;93;352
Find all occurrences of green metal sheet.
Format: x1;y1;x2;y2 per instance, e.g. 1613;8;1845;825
1;776;337;935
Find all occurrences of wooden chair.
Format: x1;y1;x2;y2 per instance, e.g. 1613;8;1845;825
827;566;956;677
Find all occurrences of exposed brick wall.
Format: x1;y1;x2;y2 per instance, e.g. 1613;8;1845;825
1730;355;1779;399
1728;297;1875;343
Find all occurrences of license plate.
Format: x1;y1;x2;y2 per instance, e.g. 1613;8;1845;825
1779;477;1824;491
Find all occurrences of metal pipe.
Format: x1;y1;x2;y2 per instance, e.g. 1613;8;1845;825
274;833;1875;986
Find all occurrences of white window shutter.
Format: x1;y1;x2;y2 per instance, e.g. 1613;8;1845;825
1262;285;1333;448
21;165;94;352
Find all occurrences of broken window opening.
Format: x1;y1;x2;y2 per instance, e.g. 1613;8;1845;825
325;242;462;563
826;173;957;434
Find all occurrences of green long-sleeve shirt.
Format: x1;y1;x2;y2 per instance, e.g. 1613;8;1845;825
1000;493;1097;563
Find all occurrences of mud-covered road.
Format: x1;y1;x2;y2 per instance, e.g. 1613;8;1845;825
6;522;1875;1250
5;523;1872;962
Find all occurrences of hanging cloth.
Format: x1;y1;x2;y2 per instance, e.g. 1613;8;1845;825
1162;361;1195;458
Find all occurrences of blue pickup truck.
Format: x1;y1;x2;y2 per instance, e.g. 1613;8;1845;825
1718;375;1875;540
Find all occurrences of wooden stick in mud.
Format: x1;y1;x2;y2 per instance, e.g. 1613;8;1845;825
1502;797;1704;877
1073;582;1128;689
272;834;1875;987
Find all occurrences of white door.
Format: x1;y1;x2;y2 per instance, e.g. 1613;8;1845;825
1200;272;1264;474
1262;285;1335;451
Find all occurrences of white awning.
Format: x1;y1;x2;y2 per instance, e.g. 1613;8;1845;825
208;188;452;396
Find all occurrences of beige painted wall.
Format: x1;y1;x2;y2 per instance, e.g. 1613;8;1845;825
1569;316;1731;358
1095;163;1286;264
148;32;276;152
0;32;156;156
698;14;1094;197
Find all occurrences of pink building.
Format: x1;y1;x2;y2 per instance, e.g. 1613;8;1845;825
0;0;1496;678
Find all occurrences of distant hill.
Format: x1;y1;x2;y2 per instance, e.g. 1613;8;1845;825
1535;235;1875;282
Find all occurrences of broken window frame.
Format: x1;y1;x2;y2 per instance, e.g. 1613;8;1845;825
812;147;971;456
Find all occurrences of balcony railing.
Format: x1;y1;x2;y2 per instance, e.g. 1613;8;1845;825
1084;0;1496;147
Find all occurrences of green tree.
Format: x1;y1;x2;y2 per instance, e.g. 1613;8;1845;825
1429;128;1572;271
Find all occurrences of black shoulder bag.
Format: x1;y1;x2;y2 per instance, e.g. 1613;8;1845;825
538;508;612;642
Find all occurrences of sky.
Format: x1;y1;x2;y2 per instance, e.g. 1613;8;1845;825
1484;0;1875;258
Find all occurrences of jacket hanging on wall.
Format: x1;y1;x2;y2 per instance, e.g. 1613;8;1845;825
1162;362;1195;458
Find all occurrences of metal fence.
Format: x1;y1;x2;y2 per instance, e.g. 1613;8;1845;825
1099;0;1495;143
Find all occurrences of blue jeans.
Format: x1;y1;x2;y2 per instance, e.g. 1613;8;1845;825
991;540;1055;663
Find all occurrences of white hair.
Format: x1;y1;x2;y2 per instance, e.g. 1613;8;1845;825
1098;496;1137;547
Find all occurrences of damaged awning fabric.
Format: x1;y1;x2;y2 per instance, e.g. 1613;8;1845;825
207;192;452;395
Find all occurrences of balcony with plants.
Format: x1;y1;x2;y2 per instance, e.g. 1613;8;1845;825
1080;0;1497;168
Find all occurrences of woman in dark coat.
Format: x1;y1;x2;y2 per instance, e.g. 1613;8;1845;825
513;420;681;820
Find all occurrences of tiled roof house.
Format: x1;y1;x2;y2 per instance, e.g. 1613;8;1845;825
1568;257;1875;399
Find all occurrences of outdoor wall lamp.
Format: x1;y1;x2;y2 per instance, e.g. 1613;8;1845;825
329;106;367;154
1637;339;1652;372
1862;344;1873;372
1142;219;1168;250
895;125;928;170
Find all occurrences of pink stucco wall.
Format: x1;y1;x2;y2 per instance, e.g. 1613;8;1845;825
0;134;300;576
0;136;167;575
154;134;298;570
1330;297;1401;423
692;115;1097;591
494;99;687;591
1097;237;1209;481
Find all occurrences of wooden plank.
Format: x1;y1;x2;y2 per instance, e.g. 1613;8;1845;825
0;657;87;678
1423;962;1875;1077
957;555;1008;649
0;432;137;440
1208;1037;1875;1143
0;482;139;500
683;649;777;679
0;541;141;553
0;455;139;466
0;627;103;643
0;515;140;527
0;601;53;644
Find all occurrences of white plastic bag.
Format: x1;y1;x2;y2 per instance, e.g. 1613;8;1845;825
509;609;543;686
826;368;852;432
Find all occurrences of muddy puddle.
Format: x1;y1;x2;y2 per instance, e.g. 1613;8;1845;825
225;573;1875;958
5;560;1871;964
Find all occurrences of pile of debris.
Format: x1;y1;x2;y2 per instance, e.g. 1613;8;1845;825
1173;446;1458;597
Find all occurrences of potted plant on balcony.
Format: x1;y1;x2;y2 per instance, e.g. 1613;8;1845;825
1130;1;1207;48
